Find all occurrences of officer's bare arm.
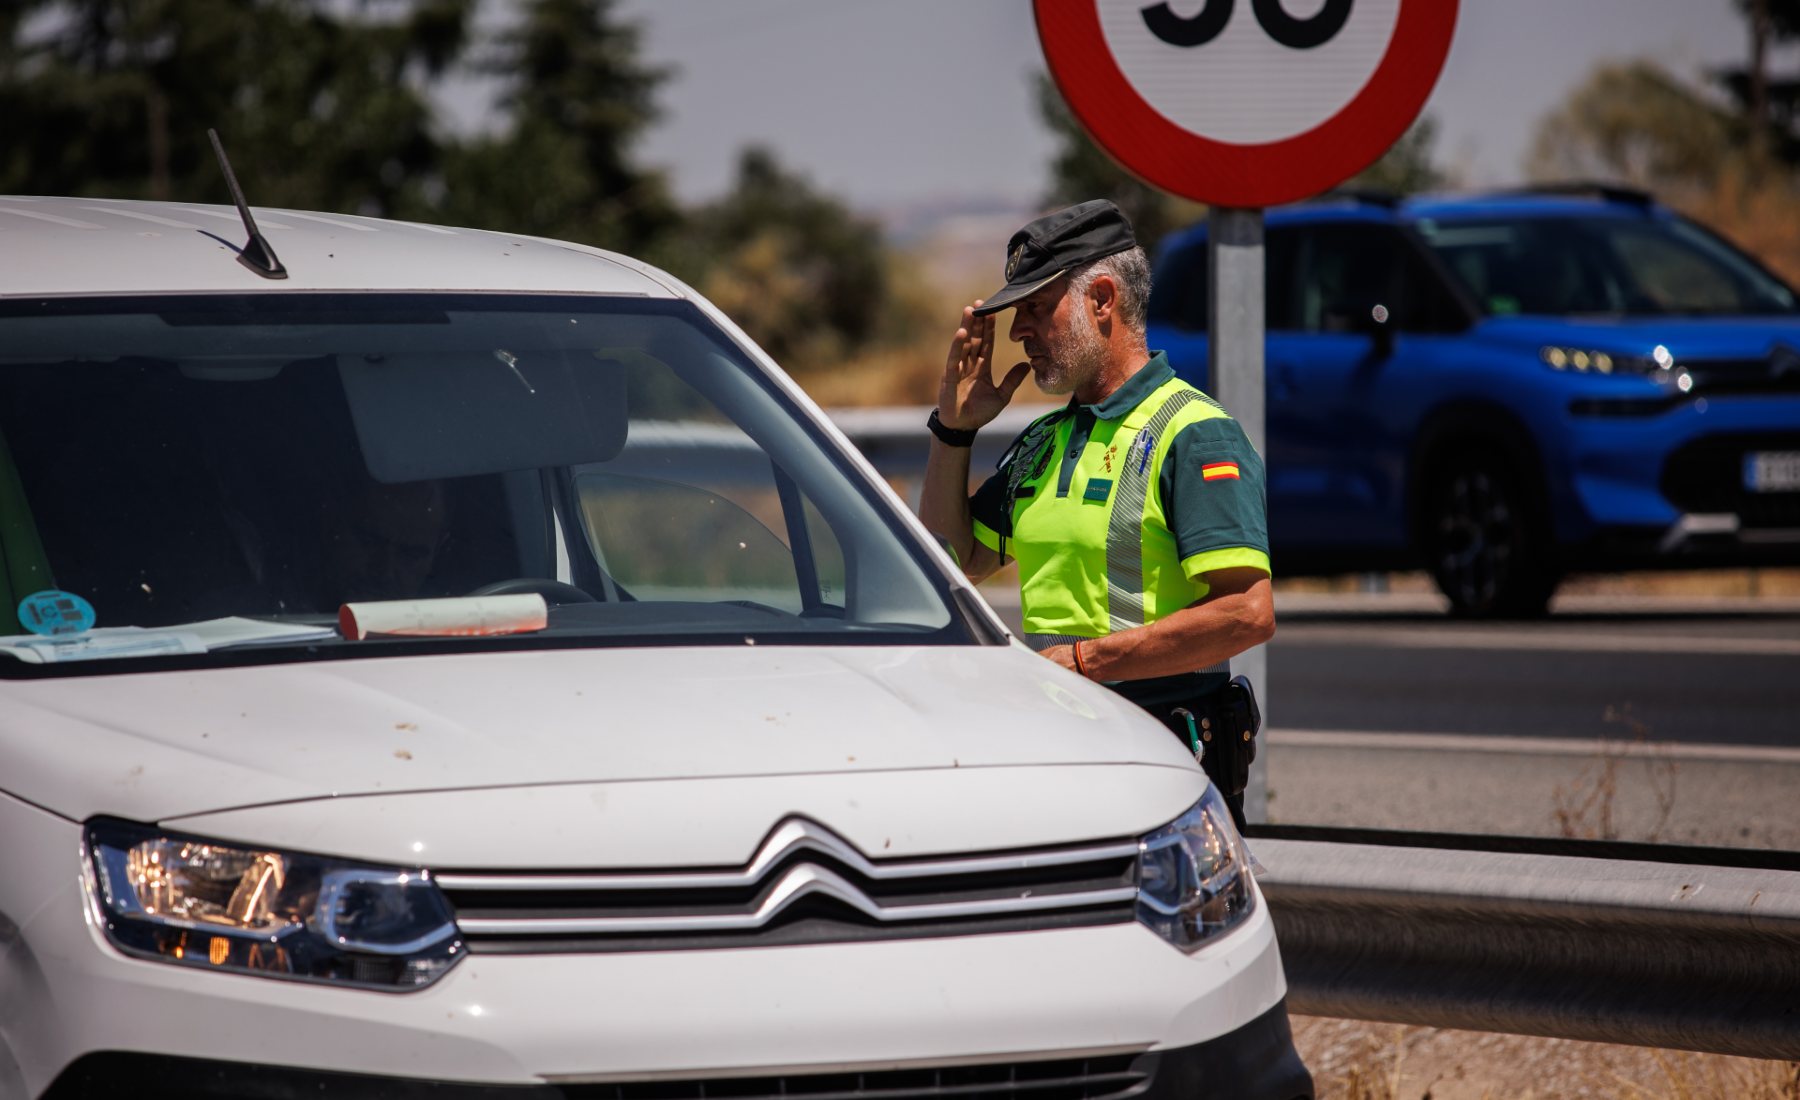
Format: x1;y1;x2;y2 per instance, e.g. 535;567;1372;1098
921;436;1007;582
1043;568;1275;680
918;301;1028;583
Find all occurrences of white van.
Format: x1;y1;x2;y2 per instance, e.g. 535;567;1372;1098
0;196;1311;1099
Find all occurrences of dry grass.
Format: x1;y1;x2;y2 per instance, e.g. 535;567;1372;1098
800;251;1077;411
1671;166;1800;289
1295;1017;1800;1099
1550;704;1679;843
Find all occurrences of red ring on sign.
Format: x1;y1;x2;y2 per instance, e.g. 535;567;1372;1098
1035;0;1458;208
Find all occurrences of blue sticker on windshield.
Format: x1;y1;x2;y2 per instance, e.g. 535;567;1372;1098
18;590;96;636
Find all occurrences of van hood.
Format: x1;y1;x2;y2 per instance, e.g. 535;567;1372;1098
0;645;1192;823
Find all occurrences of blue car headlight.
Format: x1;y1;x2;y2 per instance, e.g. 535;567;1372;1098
85;818;462;990
1134;786;1257;952
1539;344;1693;390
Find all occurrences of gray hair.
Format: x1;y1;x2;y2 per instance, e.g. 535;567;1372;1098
1068;246;1153;332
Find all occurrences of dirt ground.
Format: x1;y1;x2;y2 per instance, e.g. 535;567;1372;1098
1291;1015;1800;1099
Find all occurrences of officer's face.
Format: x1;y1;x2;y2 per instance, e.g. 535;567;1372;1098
1011;279;1103;396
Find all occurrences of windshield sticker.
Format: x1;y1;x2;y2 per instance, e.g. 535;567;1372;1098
17;590;96;636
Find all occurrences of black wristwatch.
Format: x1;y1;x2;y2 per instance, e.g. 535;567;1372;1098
927;409;978;447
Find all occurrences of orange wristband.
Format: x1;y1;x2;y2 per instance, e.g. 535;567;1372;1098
1072;640;1089;678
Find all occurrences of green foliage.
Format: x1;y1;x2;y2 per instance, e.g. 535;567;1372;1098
437;0;679;254
1346;117;1447;196
0;1;923;382
1717;0;1800;165
1537;3;1800;186
0;0;472;215
665;147;921;376
1034;73;1204;256
1528;61;1742;189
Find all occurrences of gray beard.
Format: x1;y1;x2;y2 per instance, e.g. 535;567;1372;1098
1036;314;1107;396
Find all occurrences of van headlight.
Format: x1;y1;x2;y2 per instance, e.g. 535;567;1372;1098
1134;787;1256;952
85;819;462;990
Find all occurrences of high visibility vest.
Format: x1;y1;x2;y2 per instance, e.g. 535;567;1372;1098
971;358;1269;644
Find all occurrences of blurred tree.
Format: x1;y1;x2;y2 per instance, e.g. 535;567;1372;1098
666;146;914;376
1034;73;1204;257
1526;56;1800;288
1346;117;1448;196
0;0;471;214
1715;0;1800;167
439;0;679;255
1527;61;1740;189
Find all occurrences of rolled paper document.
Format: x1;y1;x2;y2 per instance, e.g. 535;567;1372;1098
338;594;549;640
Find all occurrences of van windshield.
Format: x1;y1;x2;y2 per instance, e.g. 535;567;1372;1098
0;294;965;673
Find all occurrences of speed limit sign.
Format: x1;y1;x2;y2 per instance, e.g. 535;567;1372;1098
1035;0;1458;207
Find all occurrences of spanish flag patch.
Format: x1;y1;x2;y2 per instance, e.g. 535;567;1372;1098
1201;461;1241;481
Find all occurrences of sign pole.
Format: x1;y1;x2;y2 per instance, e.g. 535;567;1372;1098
1034;0;1458;828
1206;205;1268;823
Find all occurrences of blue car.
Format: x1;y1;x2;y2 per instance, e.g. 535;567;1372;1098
1146;186;1800;616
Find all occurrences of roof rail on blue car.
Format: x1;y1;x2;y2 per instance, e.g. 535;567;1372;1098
1312;187;1401;207
1490;181;1656;206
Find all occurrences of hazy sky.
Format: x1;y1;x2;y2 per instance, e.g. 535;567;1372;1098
602;0;1758;211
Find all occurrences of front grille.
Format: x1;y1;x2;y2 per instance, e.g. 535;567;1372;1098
1683;352;1800;397
436;818;1140;953
561;1054;1156;1100
1661;432;1800;528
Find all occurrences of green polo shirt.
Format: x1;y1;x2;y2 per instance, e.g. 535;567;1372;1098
969;354;1269;639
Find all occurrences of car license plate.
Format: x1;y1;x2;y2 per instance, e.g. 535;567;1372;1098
1744;450;1800;492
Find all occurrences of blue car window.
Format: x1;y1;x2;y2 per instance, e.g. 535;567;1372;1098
1145;226;1301;332
1416;215;1797;317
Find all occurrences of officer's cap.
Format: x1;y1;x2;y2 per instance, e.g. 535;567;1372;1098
972;199;1138;317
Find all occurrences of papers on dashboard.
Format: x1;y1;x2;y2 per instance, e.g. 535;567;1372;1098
0;618;338;664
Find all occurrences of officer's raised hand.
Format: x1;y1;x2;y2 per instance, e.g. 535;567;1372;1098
937;300;1030;431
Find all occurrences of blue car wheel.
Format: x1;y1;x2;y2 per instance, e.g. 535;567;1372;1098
1423;449;1559;618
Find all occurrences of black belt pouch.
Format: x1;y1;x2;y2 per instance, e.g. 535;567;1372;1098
1110;673;1262;800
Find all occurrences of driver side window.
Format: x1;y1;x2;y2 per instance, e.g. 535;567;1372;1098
1294;224;1466;335
1296;225;1401;333
573;462;845;615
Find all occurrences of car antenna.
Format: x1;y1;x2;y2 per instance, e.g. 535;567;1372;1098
206;127;288;280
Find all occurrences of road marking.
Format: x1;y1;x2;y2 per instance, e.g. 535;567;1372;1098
1273;626;1800;657
1272;728;1800;764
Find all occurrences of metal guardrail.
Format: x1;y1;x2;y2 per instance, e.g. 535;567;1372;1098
1252;830;1800;1059
827;405;1043;480
831;406;1800;1059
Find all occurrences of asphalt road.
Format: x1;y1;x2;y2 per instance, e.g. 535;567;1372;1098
977;588;1800;750
1269;593;1800;748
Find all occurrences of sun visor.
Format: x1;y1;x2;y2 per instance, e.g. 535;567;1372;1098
337;350;628;483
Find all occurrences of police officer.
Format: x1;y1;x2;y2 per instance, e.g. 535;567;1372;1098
919;199;1273;825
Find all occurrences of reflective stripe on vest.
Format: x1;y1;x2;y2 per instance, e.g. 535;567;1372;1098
1105;388;1200;632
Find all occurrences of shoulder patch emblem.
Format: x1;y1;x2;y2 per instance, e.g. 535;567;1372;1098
1201;461;1241;481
